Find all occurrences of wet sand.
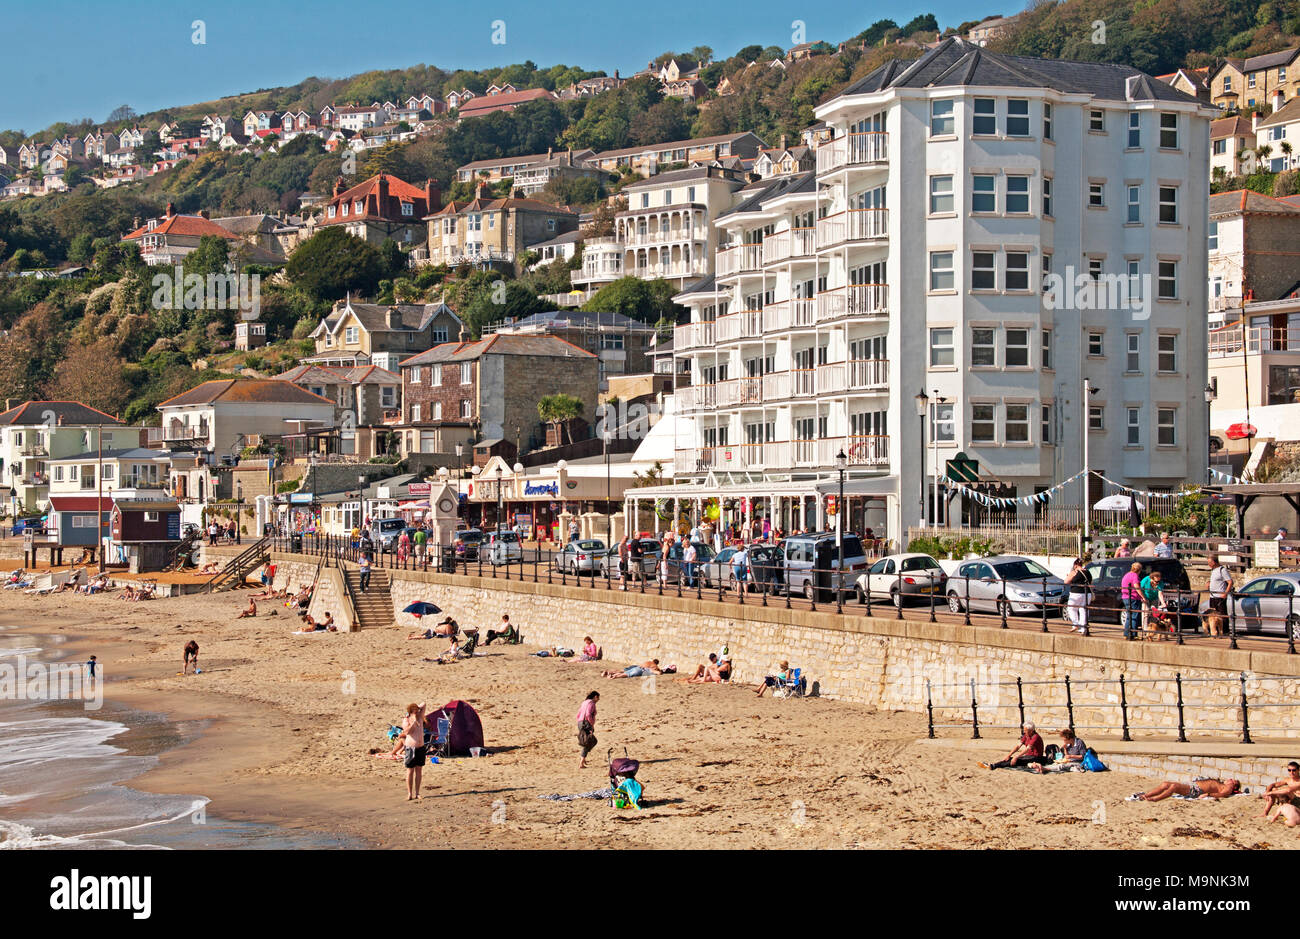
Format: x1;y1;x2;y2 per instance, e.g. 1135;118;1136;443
0;588;1290;850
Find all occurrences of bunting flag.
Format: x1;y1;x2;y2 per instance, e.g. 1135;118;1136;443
1208;467;1244;484
940;469;1088;508
1094;473;1203;501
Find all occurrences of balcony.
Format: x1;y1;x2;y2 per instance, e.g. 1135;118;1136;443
716;243;763;277
793;438;843;467
816;283;889;322
625;227;709;246
847;358;889;390
20;445;48;457
715;309;764;343
674;437;888;474
761;227;816;264
818;363;847;394
716;376;764;407
815;132;888;173
150;423;210;446
677;384;716;412
815;209;888;249
1208;325;1300;357
674;321;716;351
845;434;889;467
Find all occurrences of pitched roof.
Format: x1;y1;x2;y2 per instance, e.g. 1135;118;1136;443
620;165;743;190
1257;96;1300;128
155;380;335;409
122;212;243;241
1208;189;1300;217
0;401;125;426
47;447;169;463
400;333;596;367
503;310;653;330
272;363;400;385
315;301;459;336
1210;115;1255;138
834;37;1202;104
456;88;554;116
1243;48;1300;72
425;196;577;219
717;171;816;219
589;132;764;162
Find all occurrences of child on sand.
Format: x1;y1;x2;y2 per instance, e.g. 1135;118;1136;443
237;598;257;618
183;640;199;675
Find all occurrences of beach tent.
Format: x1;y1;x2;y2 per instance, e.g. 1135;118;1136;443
429;700;484;755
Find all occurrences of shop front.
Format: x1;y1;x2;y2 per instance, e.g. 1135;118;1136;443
464;456;628;540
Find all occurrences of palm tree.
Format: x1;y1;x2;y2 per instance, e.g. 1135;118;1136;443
538;393;583;446
1282;141;1293;168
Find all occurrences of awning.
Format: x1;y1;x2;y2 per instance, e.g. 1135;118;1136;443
47;496;112;512
397;500;428;509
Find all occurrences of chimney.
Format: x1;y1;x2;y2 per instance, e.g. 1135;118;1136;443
512;188;524;199
780;133;787;150
1253;111;1261;132
477;182;489;200
614;69;620;80
132;216;141;230
547;146;553;159
386;307;401;329
424;180;440;212
165;202;175;217
333;176;346;197
199;209;209;220
1276;90;1286;112
567;149;573;166
377;174;389;205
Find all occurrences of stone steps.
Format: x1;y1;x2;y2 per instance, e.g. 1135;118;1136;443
344;569;394;629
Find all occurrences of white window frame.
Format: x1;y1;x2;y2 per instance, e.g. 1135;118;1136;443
971;175;996;213
1005;327;1030;367
1005;175;1030;214
971;403;997;443
1157;408;1177;446
460;362;472;384
929;175;954;214
1158;185;1178;224
1157;333;1178;373
1126;333;1141;373
930;99;954;136
929;251;954;291
1127;185;1141;223
971;251;996;290
1006;98;1030;137
1159;113;1179;149
1126;407;1141;446
1127;112;1141;148
1006;252;1029;291
970;327;996;367
972;98;996;135
1004;402;1030;443
929;327;955;367
1157;260;1178;299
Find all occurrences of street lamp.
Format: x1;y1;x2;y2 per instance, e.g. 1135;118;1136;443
495;462;504;532
511;462;524;535
470;464;481;529
1082;380;1099;543
914;390;929;529
1204;381;1217;486
931;390;948;530
602;429;613;548
455;443;464;480
835;448;846;599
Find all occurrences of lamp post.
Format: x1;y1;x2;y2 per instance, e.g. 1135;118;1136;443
357;474;366;531
931;390;948;530
914;390;929;529
835;448;846;597
1082;379;1098;543
470;464;481;528
603;429;613;548
495;463;504;532
455;443;464;481
512;461;524;537
1204;381;1217;486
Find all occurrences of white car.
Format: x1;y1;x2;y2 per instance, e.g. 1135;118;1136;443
854;553;947;608
485;530;523;565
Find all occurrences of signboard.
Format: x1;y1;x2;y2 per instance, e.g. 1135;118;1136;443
167;512;181;540
407;483;431;496
110;506;122;540
523;480;559;498
515;512;533;537
1254;539;1281;568
825;494;838;516
723;448;735;463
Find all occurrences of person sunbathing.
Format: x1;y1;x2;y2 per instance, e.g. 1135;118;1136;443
136;583;156;601
297;613;318;632
755;660;792;697
199;561;220;574
602;659;661;679
431;616;458;638
685;653;727;683
117;584;137;600
577;636;600;661
406;626;438;640
1130;777;1241;801
320;612;336;632
54;571;83;593
80;574;110;595
236;598;257;619
484;614;517;645
1257;762;1300;823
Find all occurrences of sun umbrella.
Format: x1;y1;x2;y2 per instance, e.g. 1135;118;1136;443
402;601;442;618
1225;422;1258;440
1092;494;1143;512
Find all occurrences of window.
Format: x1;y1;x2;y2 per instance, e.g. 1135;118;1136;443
410;366;421;383
971;327;996;366
53;465;63;482
641;193;649;208
381;387;396;408
971;404;996;442
546;218;556;232
1088;331;1104;356
1007;99;1029;136
929;251;954;290
460;362;472;384
1005;403;1030;442
1157;407;1177;445
1157;260;1177;299
973;98;996;135
1127;112;1141;148
1006;328;1030;366
1128;260;1142;301
1158;334;1177;372
1158;186;1178;223
344;326;358;344
1089;109;1104;132
1088;405;1105;430
143;511;159;523
1041;404;1054;443
433;401;442;420
929;328;954;367
1127;407;1141;446
1249;72;1258;89
1159;113;1178;148
1088;257;1103;281
1127;185;1141;223
930;100;954;135
1282;67;1288;82
410;403;421;423
929;175;953;213
1006;252;1029;291
1088;183;1105;207
972;175;996;212
1209;220;1219;251
971;252;996;290
460;400;472;419
401;202;413;216
1042;177;1052;216
1041;329;1053;369
431;365;442;385
931;402;955;442
1043;102;1053;140
1126;333;1141;373
1006;176;1030;213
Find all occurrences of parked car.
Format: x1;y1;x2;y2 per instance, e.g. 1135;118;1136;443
747;544;786;593
10;517;44;535
1211;571;1300;638
946;555;1067;616
373;517;408;552
1084;556;1200;632
854;553;947;608
663;541;717;586
485;529;522;565
598;538;661;578
781;531;869;600
453;529;484;560
556;539;608;575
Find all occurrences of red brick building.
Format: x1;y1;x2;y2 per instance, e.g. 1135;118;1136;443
319;173;439;246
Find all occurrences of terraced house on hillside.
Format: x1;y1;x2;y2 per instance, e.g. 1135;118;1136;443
421;188;578;268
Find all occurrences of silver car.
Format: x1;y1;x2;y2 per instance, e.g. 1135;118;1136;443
946;555;1067;616
555;539;607;575
1218;571;1300;638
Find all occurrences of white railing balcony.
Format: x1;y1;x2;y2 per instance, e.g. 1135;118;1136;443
763;300;792;331
815;213;846;249
847;208;888;241
736;376;763;404
817;284;888;322
848;358;889;389
717;243;763;276
762;227;816;264
677;384;716;412
793;438;844;467
791;368;816;397
716;310;763;342
762;371;791;400
815;132;889;173
845;435;889;467
792;298;815;327
674;321;715;350
817;362;847;394
1208;326;1300;357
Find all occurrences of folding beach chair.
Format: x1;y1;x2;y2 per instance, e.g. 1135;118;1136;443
430;717;452;758
773;668;806;699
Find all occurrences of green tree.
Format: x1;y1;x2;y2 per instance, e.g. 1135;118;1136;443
286;226;385;301
538;392;584;445
581;276;682;324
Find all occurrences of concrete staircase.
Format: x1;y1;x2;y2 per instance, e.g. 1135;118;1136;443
344;567;395;629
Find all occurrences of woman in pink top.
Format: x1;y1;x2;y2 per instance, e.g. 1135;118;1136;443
1120;561;1143;640
576;691;599;768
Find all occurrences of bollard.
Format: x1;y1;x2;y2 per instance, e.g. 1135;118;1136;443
970;678;981;740
1016;676;1025;729
895;569;903;620
1175;588;1184;645
1064;675;1075;735
836;566;843;615
1175;672;1187;743
1081;583;1090;637
1289;592;1296;655
928;571;936;623
865;575;873;616
1229;591;1239;650
926;678;935;739
1041;576;1049;633
1119;674;1132;742
1240;671;1253;744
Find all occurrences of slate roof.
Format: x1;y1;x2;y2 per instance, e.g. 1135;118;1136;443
399;333;596;367
156;380;334;408
0;401;125;426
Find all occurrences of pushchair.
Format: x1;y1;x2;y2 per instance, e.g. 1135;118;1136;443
608;747;644;809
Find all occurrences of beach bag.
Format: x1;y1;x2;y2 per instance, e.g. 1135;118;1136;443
578;721;597;751
1081;748;1107;772
613;777;643;809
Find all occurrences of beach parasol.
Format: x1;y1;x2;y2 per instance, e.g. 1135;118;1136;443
1225;422;1258;440
1092;494;1143;512
402;601;442;618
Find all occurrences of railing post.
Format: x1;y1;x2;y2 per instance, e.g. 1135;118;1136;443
1016;676;1025;729
1081;583;1090;637
1064;674;1075;735
1175;672;1187;743
963;573;971;626
1041;576;1049;632
1119;674;1131;742
895;569;902;620
1240;671;1253;745
969;678;980;740
1289;592;1296;655
1000;575;1009;629
1229;590;1239;650
926;678;935;739
928;571;936;622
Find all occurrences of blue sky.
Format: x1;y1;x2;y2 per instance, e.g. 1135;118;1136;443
0;0;1003;134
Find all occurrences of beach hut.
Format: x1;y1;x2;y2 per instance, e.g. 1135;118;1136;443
107;491;182;572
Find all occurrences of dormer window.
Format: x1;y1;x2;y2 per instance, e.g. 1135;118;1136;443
353;200;364;214
328;206;336;218
341;204;349;216
401;202;413;216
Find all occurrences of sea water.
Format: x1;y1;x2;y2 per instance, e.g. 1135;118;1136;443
0;626;355;849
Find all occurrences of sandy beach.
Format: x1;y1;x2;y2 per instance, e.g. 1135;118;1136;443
0;587;1292;850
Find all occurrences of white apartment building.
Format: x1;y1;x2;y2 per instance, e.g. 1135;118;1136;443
657;38;1213;545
